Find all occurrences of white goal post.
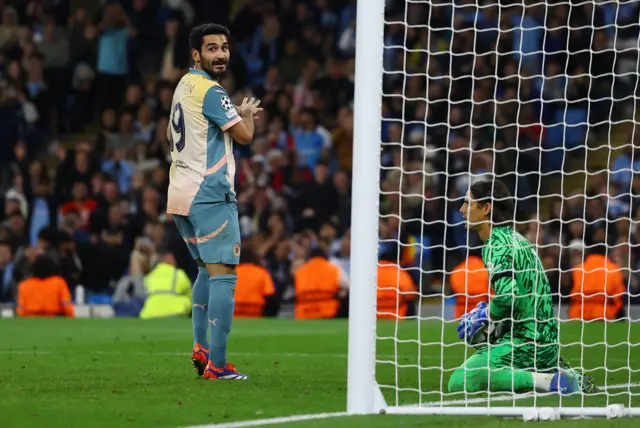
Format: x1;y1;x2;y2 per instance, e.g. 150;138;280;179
347;0;640;419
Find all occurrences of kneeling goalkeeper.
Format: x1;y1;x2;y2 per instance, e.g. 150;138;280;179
449;180;597;395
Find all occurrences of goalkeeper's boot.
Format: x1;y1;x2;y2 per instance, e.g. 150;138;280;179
549;371;580;394
191;343;209;376
203;361;249;380
559;357;599;393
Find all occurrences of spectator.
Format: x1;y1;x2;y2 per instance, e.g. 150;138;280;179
0;241;15;303
138;245;192;320
569;228;626;320
59;181;97;231
291;108;331;172
377;248;416;320
293;247;348;319
16;254;74;318
96;3;134;110
235;246;276;318
449;253;490;319
0;0;636;320
297;162;337;231
112;235;155;316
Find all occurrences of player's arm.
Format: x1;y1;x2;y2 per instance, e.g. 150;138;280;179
202;88;261;145
229;108;255;145
229;97;263;144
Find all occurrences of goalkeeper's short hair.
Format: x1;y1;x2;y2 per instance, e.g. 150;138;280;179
470;179;514;227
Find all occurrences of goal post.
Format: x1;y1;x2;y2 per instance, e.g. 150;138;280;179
347;0;640;419
347;0;386;415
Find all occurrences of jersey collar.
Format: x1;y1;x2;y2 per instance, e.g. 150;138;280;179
189;67;218;81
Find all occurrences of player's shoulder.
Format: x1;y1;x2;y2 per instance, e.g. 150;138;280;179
488;226;514;247
187;73;222;101
486;227;516;258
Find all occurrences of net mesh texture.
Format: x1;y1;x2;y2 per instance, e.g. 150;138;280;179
374;0;640;410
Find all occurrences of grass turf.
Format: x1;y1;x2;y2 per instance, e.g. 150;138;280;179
0;318;638;427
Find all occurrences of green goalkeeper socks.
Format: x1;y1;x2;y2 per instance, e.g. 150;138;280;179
208;274;237;368
192;267;210;348
448;367;534;393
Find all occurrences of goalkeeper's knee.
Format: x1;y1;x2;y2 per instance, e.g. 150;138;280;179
447;367;487;393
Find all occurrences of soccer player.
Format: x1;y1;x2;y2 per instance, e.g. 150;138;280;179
449;180;597;394
166;23;262;380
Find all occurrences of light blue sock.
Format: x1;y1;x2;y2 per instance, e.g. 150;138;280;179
208;274;236;368
192;267;210;348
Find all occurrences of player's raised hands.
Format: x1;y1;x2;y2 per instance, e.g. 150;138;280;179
237;97;263;119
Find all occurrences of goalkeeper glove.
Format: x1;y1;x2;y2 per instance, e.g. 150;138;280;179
456;301;489;345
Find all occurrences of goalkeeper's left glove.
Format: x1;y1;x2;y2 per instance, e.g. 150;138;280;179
456;301;489;345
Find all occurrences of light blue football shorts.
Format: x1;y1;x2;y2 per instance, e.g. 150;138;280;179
172;202;241;265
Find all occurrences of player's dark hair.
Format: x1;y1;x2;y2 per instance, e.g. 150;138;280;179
37;227;57;247
469;180;514;227
31;255;60;279
379;246;399;263
189;23;231;52
308;247;327;259
57;231;74;245
239;245;259;265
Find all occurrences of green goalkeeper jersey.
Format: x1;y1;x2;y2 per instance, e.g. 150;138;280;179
482;226;559;347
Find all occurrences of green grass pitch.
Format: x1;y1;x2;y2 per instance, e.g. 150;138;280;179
0;318;638;427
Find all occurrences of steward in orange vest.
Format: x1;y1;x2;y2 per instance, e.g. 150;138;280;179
570;245;625;320
17;255;74;318
234;247;276;318
449;255;490;319
377;249;416;320
293;248;349;319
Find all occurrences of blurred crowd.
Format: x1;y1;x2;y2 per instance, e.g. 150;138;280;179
0;0;639;318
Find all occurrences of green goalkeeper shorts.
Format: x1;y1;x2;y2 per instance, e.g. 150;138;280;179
465;338;559;372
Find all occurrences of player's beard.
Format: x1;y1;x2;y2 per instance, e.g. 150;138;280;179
204;58;228;79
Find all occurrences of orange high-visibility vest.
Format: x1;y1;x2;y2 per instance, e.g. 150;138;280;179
17;276;74;318
449;256;490;319
234;263;275;318
377;261;416;320
570;254;625;320
294;257;340;319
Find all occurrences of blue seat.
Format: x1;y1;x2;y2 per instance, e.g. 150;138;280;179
86;293;113;305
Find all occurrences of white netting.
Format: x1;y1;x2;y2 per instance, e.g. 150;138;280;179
374;0;640;414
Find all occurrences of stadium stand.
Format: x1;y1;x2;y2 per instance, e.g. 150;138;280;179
0;0;638;318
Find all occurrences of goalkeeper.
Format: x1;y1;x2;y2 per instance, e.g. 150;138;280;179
448;180;597;395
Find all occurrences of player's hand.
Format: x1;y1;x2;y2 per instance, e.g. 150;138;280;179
237;97;263;119
456;301;489;344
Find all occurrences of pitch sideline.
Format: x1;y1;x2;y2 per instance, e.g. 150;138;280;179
181;412;348;428
423;381;640;406
183;382;640;427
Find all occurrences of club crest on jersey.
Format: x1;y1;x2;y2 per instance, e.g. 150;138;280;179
221;96;233;110
233;243;241;257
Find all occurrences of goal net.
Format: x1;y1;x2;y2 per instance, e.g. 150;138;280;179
348;0;640;419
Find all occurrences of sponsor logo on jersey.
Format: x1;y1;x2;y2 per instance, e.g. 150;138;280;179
226;109;237;118
233;243;241;257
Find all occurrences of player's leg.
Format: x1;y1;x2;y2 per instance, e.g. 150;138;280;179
513;343;589;394
447;344;536;393
173;214;210;376
192;202;247;380
449;341;586;394
557;355;598;393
